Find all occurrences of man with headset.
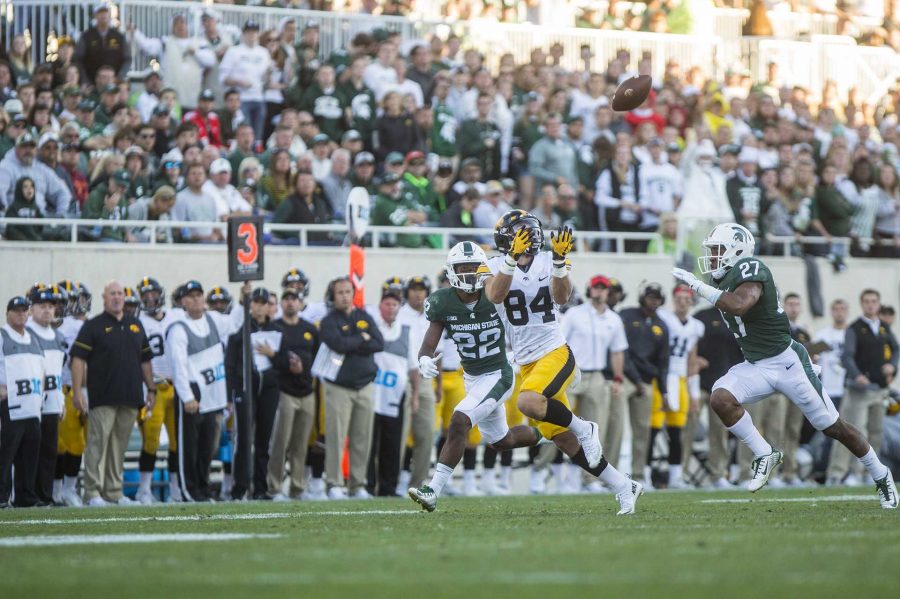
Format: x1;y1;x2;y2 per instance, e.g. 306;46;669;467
606;282;670;488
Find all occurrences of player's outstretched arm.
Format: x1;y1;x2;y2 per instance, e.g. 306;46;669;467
549;227;574;305
485;228;532;303
672;268;761;316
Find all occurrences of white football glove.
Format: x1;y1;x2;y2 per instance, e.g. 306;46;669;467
672;268;701;292
418;353;442;379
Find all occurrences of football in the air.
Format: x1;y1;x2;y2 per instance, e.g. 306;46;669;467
611;75;652;111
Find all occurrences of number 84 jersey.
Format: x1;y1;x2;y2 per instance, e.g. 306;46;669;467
486;251;567;366
425;287;507;376
140;311;182;380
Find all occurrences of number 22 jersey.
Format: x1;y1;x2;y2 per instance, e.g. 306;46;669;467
424;287;506;376
486;251;567;366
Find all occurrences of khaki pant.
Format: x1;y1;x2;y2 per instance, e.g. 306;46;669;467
781;402;806;480
324;381;375;494
403;381;436;489
682;392;730;481
83;405;139;502
571;372;610;484
606;379;651;480
827;386;887;480
267;391;316;497
737;394;787;476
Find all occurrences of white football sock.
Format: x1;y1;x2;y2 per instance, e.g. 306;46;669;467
551;462;563;483
727;411;772;458
598;463;630;494
669;464;683;485
52;479;62;500
138;471;152;494
858;447;889;481
499;466;512;487
429;463;454;496
63;475;78;492
567;415;591;437
463;469;476;485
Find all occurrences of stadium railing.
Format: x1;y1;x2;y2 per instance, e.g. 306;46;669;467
0;216;666;255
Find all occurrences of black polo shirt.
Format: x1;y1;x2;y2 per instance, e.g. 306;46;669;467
70;311;152;408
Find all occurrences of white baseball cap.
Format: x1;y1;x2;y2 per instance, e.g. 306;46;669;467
210;158;232;174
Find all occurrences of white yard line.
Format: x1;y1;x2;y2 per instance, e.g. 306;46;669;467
701;494;874;504
0;510;416;526
0;533;282;547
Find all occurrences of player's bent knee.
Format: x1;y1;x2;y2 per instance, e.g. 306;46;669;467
709;388;739;414
516;390;544;417
449;411;473;436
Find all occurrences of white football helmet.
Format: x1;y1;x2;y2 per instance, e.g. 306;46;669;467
698;223;755;279
445;241;488;294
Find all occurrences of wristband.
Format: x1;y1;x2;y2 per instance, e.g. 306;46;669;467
696;282;723;305
688;374;700;400
551;259;568;278
613;375;624;384
499;255;517;275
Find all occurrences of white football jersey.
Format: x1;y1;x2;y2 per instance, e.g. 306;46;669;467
814;326;847;399
486;251;567;365
140;311;182;381
658;309;705;377
57;316;84;387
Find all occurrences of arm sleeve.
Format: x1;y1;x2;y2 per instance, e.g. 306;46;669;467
193;43;217;69
841;326;861;380
69;322;93;361
611;318;629;353
166;325;195;402
133;31;164;57
318;315;364;354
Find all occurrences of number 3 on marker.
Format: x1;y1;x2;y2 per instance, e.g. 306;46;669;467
236;223;258;265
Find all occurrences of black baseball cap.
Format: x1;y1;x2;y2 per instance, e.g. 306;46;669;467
198;89;215;102
251;288;270;303
182;280;204;295
281;288;300;299
243;19;260;31
7;296;29;312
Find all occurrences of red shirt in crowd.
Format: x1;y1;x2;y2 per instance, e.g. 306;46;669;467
64;165;89;208
182;110;224;148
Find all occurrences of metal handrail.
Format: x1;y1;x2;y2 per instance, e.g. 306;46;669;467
0;216;666;254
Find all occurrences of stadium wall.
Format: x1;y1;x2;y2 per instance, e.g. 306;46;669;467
1;244;896;329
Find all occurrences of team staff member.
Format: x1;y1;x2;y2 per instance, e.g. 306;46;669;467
266;287;320;500
608;283;669;487
225;287;279;500
168;280;245;502
135;276;183;504
828;288;899;484
318;277;384;499
70;281;155;507
0;297;46;508
683;305;744;488
560;274;628;490
53;280;90;507
26;286;68;505
397;276;427;490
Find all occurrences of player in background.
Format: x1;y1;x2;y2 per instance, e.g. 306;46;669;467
655;284;705;489
135;277;184;504
53;280;91;507
411;242;641;514
123;287;141;318
207;286;233;315
673;223;898;508
484;211;643;503
282;268;328;325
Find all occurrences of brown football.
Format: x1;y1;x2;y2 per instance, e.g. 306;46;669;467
611;75;652;112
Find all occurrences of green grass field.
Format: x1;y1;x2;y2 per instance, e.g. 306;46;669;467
0;487;896;597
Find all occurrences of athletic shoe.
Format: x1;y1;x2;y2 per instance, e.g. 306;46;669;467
481;472;498;496
875;470;898;509
302;478;328;501
327;486;348;500
616;480;644;516
443;482;462;496
168;482;184;503
87;496;109;507
461;478;483;497
844;474;865;487
270;493;291;502
61;489;84;507
408;485;437;512
667;478;693;490
529;468;547;495
351;488;372;499
584;481;609;494
767;477;786;489
711;477;733;490
394;470;411;497
117;496;137;506
748;449;784;493
577;421;603;468
52;481;64;506
136;489;157;505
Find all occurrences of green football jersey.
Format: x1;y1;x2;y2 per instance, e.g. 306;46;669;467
425;287;507;376
713;257;791;362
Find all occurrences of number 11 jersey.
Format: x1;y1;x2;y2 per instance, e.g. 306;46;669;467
486;251;567;366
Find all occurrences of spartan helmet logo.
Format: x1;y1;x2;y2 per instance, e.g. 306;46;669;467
733;229;746;243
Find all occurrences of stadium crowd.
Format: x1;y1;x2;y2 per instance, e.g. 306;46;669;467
0;266;898;507
0;3;897;265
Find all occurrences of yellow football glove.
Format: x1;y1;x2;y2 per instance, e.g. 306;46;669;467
508;227;533;259
550;226;574;261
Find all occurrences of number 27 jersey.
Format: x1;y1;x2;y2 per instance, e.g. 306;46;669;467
486;251;567;366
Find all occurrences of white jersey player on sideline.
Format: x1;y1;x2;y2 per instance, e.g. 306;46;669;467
135;277;184;504
277;268;328;325
656;285;705;488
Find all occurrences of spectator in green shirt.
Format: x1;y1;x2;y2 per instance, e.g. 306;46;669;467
83;169;132;220
370;173;428;248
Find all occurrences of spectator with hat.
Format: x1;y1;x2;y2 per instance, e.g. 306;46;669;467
0;112;26;158
0;132;71;217
219;20;273;141
183;90;223;149
561;274;629;490
82;167;131;220
727;145;765;237
127;185;176;243
350;151;377;193
318;277;384;499
203;158;251;219
93;84;122;128
0;295;46;507
134;71;163;125
401;150;443;220
74;3;130;84
371;172;429;248
309;133;333;182
473;179;512;235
